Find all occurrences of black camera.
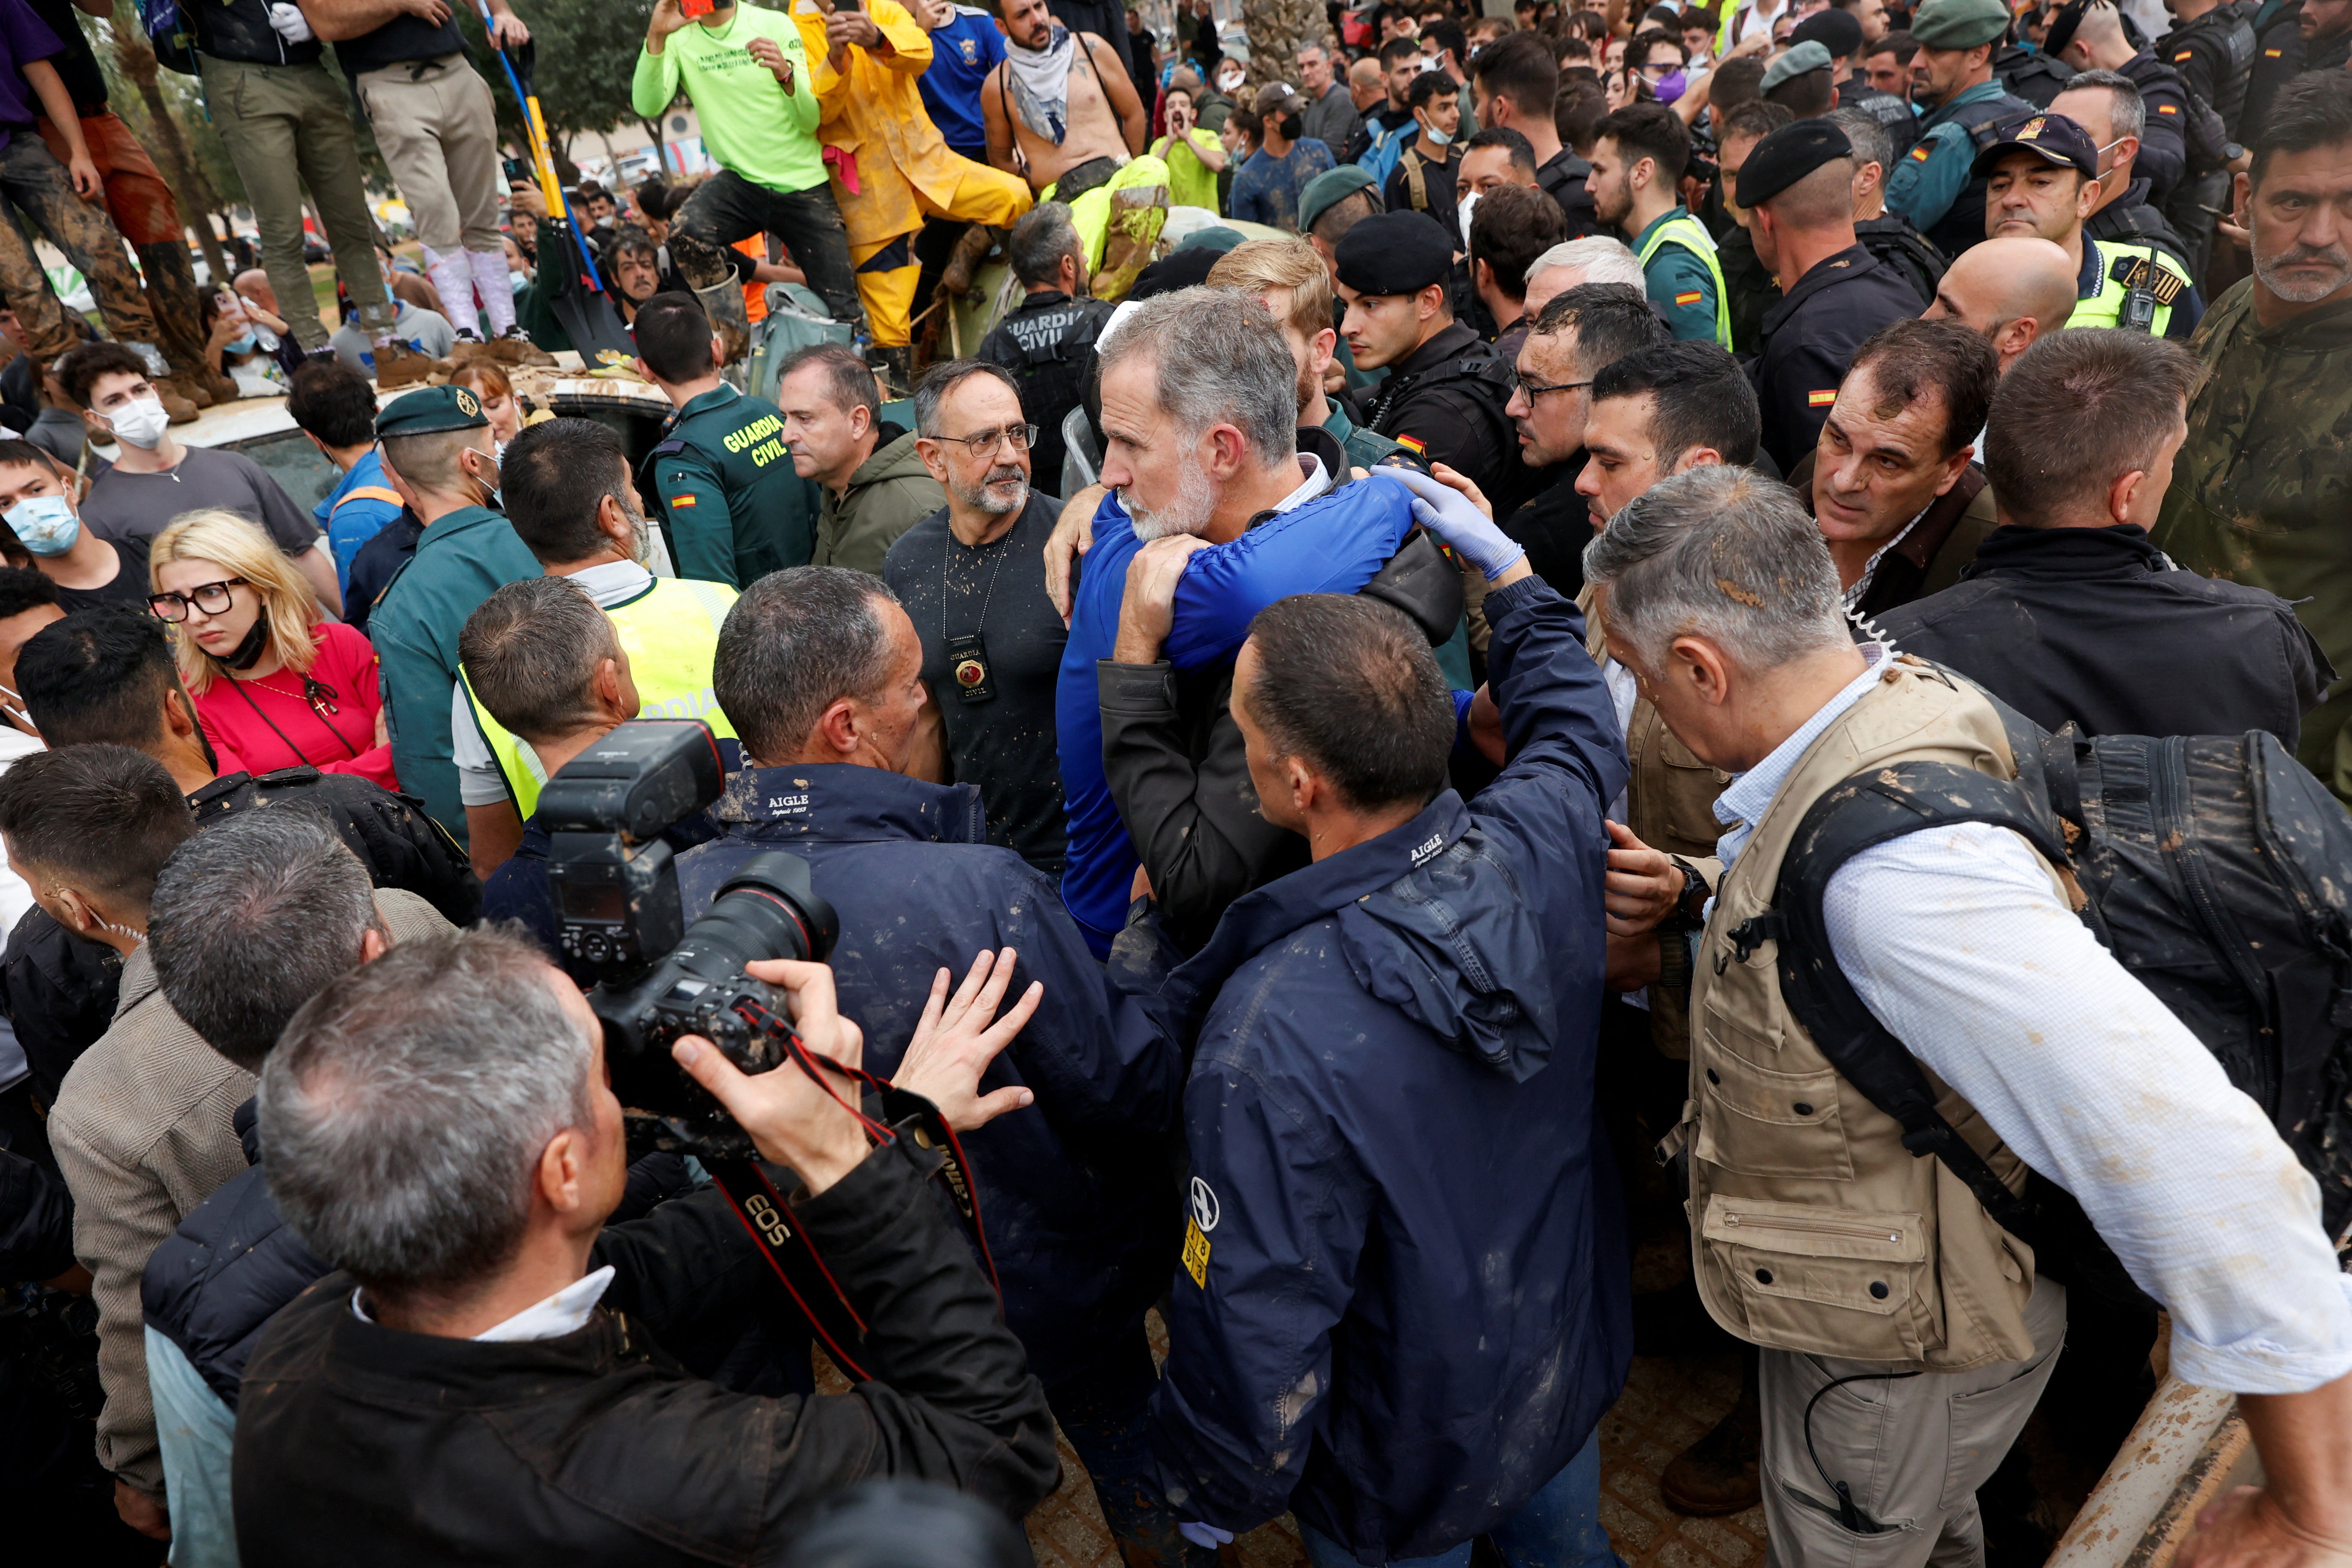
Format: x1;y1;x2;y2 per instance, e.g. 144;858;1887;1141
543;721;839;1156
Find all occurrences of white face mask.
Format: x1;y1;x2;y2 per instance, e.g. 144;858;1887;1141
107;395;171;451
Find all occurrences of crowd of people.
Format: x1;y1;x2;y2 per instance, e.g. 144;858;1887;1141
0;0;2350;1566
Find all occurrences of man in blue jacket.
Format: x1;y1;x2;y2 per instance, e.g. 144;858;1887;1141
674;565;1199;1568
1132;469;1632;1568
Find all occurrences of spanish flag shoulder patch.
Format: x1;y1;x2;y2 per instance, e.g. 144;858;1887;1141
1909;145;1932;161
2157;102;2178;113
2174;49;2194;59
2266;46;2283;55
1674;289;1704;306
1807;389;1837;407
1395;433;1427;455
671;494;698;508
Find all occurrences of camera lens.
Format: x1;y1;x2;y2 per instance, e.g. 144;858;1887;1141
679;851;839;975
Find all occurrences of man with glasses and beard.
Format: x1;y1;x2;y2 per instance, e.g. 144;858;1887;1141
2157;71;2352;805
882;361;1071;876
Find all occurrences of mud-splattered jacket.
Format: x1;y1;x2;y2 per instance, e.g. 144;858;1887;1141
2154;280;2352;800
674;762;1174;1388
1136;578;1632;1560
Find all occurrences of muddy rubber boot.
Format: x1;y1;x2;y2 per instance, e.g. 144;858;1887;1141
937;222;1001;300
1659;1345;1761;1516
492;327;558;367
374;345;442;389
156;384;201;424
668;233;753;366
870;344;912;399
157;374;214;411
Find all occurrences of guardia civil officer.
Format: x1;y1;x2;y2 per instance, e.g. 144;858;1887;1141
366;385;541;847
1745;122;1927;473
1974;111;2202;337
1885;0;2036;255
634;293;824;588
1335;211;1521;508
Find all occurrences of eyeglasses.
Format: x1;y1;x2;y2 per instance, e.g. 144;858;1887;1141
147;578;248;622
1506;371;1592;401
926;424;1039;454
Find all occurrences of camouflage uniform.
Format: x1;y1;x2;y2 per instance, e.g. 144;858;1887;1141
2153;278;2352;798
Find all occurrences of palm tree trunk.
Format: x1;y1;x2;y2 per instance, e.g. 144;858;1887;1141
1238;0;1327;90
108;16;230;283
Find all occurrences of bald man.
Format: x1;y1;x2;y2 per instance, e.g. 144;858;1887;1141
1923;234;2076;376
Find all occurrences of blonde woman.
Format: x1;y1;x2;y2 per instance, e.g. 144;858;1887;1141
148;509;395;788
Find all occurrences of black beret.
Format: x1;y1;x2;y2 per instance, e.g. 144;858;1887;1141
1334;209;1456;296
1737;119;1855;208
1129;245;1225;300
1790;7;1865;59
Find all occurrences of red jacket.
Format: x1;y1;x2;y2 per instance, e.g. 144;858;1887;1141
190;620;395;790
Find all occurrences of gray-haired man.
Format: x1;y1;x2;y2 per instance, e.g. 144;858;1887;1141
1582;462;2352;1568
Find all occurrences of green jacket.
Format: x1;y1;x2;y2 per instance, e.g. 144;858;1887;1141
812;425;946;577
2155;280;2352;799
1321;401;1413;472
631;10;824;196
646;383;824;588
369;504;543;845
1632;205;1728;347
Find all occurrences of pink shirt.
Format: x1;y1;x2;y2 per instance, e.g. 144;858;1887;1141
191;620;397;790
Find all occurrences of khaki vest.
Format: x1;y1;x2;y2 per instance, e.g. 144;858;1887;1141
1684;658;2043;1372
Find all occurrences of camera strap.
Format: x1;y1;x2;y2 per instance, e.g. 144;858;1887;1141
703;1156;876;1382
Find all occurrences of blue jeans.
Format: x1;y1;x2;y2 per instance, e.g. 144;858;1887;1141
1299;1433;1620;1568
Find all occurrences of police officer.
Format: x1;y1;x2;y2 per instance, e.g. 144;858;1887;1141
366;384;542;847
975;203;1115;492
1975;110;2202;336
1886;0;2037;255
2053;74;2204;272
454;417;739;871
2244;0;2352;152
1744;121;1929;472
1795;10;1914;133
2156;0;2256;271
631;293;823;589
1994;24;2079;106
1588;103;1729;346
1337;210;1521;507
2046;0;2193;202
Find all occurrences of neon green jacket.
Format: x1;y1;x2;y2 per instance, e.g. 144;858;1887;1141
632;9;825;195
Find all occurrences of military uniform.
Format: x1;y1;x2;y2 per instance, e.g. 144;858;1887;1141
1888;78;2037;254
2113;49;2194;204
1631;204;1730;346
2164;0;2257;137
2245;4;2349;152
2155;280;2352;799
1994;40;2076;107
643;383;823;589
975;287;1117;488
1751;245;1924;474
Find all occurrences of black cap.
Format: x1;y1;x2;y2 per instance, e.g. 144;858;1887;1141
1790;7;1865;59
1969;110;2101;179
1334;209;1456;295
1737;119;1856;208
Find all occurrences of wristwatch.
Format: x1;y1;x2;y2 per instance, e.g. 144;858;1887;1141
1663;857;1713;931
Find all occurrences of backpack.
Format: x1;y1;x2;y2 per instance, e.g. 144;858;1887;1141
1740;689;2352;1275
135;0;199;74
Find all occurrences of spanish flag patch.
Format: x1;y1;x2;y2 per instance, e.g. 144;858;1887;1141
1807;389;1837;407
2157;102;2177;113
2174;49;2193;58
1675;289;1704;306
1910;145;1931;162
2266;46;2283;55
1395;433;1427;455
671;494;697;508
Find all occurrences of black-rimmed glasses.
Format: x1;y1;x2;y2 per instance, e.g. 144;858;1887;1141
148;578;248;622
926;423;1039;454
1506;371;1592;401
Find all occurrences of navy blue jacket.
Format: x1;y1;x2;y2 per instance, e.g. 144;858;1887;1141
675;765;1175;1390
1136;578;1634;1562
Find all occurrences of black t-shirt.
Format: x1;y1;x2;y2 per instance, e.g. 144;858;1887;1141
24;0;105;113
334;14;466;75
881;491;1069;877
53;532;150;613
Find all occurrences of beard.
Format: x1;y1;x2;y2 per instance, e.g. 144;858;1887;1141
1125;452;1218;541
2254;239;2352;303
1294;357;1319;418
952;464;1029;516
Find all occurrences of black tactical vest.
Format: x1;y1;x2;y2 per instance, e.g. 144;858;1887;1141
1915;90;2037;257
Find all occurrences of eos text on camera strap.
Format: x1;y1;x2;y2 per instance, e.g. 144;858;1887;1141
700;998;1003;1383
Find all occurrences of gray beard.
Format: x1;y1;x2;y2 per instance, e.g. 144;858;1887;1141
2254;243;2352;303
1124;455;1217;541
952;469;1029;515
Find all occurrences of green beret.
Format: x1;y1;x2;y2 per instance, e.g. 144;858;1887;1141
1910;0;2012;49
1761;40;1834;93
1298;164;1379;235
375;383;491;439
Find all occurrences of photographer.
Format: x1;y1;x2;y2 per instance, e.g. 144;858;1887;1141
679;566;1193;1568
233;927;1061;1565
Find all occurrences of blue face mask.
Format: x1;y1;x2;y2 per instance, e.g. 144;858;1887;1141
225;331;258;355
1654;68;1688;103
6;494;78;557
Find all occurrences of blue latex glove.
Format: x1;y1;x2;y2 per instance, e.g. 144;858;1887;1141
1179;1523;1236;1550
1377;466;1526;582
